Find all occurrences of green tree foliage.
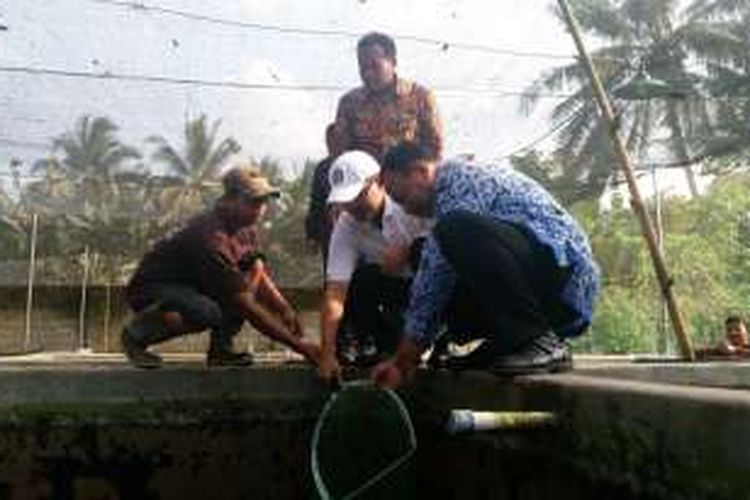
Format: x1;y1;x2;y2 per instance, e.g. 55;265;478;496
510;151;604;204
572;170;750;353
523;0;750;201
0;181;25;259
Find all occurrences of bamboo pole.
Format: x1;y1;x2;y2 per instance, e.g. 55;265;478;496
556;0;694;360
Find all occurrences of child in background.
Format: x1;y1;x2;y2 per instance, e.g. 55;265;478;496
696;315;750;359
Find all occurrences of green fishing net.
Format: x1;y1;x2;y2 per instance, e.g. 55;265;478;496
311;382;416;499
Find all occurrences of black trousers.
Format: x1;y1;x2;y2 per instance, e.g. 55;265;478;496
435;210;575;355
340;264;411;355
128;284;243;353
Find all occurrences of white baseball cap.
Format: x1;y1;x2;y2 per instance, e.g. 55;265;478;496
327;150;380;204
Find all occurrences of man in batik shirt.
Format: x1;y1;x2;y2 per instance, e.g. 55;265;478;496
332;32;443;163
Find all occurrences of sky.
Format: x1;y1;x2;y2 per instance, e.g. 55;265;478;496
0;0;578;185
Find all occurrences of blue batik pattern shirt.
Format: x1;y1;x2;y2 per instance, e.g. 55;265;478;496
405;159;600;346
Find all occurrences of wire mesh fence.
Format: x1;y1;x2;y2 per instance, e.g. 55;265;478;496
2;161;750;357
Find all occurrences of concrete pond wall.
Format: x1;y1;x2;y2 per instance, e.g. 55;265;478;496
0;363;747;499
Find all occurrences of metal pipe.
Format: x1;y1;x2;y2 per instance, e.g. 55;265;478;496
24;213;38;352
78;245;91;351
446;410;557;434
651;165;668;353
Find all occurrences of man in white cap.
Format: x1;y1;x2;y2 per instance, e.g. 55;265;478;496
318;150;432;383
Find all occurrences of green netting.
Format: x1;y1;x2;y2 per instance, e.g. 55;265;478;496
310;381;416;500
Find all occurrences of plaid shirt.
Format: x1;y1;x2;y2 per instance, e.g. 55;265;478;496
333;77;443;162
405;160;601;346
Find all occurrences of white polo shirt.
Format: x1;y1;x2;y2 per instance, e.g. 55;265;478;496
326;196;433;283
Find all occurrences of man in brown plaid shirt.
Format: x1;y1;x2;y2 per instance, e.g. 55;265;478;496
319;32;441;368
332;32;443;163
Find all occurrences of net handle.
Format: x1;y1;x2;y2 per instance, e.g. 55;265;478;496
329;377;373;392
310;381;417;500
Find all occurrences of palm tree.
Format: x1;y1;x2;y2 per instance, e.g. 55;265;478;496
52;115;140;179
148;114;241;220
51;115;141;214
523;0;721;200
682;0;750;166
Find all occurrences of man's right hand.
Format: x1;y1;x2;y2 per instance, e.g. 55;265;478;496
371;358;403;389
297;341;321;365
372;338;422;389
318;354;341;384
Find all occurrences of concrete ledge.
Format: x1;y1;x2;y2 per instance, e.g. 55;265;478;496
0;363;320;408
576;359;750;389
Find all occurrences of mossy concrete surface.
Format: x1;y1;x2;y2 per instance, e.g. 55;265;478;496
0;357;325;499
407;369;750;500
0;355;748;498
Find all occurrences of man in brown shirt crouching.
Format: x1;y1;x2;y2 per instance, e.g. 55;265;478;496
122;165;320;369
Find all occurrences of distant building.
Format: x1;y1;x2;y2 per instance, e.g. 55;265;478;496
599;164;715;212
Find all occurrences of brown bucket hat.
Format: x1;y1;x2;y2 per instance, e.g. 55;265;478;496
223;165;281;201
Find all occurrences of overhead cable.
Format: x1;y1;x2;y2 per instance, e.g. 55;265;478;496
90;0;593;61
0;65;575;98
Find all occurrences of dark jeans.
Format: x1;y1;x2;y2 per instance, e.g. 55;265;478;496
340;264;411;355
127;284;243;353
435;210;576;355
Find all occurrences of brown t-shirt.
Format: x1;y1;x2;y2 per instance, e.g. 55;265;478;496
126;208;258;308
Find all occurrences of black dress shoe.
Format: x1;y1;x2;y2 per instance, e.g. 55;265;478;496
490;332;572;375
426;335;451;370
426;347;450;370
443;339;498;371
